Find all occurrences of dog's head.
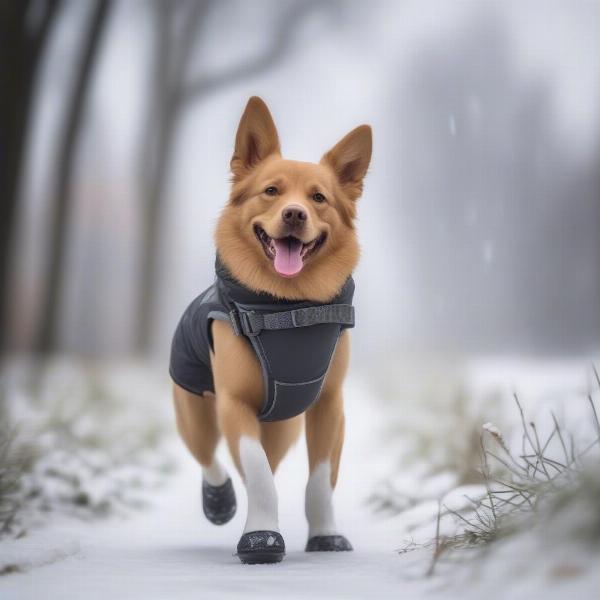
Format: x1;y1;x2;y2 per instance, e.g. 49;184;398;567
216;97;372;301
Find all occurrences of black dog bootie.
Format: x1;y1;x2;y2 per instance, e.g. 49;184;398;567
305;534;353;552
202;477;236;525
237;530;285;564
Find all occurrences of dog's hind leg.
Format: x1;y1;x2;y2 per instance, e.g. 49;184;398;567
173;384;227;482
173;383;236;524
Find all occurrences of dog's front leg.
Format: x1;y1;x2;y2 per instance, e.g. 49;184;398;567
304;391;352;551
217;393;285;563
303;332;353;552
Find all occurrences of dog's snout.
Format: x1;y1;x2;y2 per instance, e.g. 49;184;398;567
281;205;307;228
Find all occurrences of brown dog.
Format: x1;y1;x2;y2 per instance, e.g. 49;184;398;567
171;97;372;563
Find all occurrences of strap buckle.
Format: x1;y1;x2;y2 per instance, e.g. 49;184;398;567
240;311;262;336
228;309;243;336
229;310;262;337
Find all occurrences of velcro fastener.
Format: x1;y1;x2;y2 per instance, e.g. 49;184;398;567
232;304;354;337
289;304;354;328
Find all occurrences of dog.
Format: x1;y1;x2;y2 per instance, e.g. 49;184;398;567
170;97;372;564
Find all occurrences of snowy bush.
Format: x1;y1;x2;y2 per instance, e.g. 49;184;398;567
441;392;600;548
367;357;512;513
0;359;176;537
414;371;600;577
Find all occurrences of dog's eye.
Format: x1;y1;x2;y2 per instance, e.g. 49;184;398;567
264;186;278;196
312;192;326;203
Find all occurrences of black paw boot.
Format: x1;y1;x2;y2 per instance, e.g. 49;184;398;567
236;531;285;564
305;534;353;552
202;478;236;525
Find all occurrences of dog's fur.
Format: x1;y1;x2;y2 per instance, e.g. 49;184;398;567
173;97;372;547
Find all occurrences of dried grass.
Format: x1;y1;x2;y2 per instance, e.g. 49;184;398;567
423;366;600;575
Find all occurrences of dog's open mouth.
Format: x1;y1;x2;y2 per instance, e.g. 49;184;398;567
254;226;326;277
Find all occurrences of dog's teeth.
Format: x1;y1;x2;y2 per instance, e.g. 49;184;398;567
301;241;316;257
301;243;312;258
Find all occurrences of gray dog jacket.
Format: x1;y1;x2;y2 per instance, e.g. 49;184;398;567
169;258;355;422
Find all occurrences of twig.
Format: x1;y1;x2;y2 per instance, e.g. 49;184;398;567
588;395;600;439
426;500;444;577
592;364;600;391
530;422;552;480
551;411;571;465
515;394;536;455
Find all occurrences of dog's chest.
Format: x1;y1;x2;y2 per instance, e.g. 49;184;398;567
173;259;355;421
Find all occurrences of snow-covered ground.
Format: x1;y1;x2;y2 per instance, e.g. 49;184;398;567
1;361;600;599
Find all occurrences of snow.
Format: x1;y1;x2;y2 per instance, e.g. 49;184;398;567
2;364;600;599
1;376;422;599
481;422;500;435
448;115;456;136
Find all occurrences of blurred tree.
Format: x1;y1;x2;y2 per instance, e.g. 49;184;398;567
136;0;335;354
35;0;113;354
0;0;62;353
395;10;600;353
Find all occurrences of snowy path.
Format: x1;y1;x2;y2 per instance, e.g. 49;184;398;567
4;364;600;599
1;378;433;600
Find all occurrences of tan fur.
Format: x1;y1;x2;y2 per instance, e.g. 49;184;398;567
173;386;221;466
216;97;371;303
261;417;304;473
173;97;371;497
216;158;361;303
305;331;350;487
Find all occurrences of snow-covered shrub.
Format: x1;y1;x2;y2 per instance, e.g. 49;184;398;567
0;359;176;537
367;356;512;513
442;392;600;546
0;427;36;536
417;379;600;576
546;465;600;547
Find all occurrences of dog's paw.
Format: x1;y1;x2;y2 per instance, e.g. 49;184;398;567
236;530;285;564
202;477;236;525
305;535;353;552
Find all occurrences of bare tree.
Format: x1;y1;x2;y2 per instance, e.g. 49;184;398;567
35;0;113;354
0;0;62;353
394;10;600;353
136;0;336;354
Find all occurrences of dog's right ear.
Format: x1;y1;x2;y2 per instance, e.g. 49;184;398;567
230;97;280;183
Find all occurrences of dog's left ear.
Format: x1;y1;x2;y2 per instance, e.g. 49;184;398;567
321;125;372;201
231;96;281;183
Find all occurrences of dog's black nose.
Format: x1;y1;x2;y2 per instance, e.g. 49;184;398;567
282;205;307;228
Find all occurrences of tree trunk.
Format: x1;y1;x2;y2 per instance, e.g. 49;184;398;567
135;0;331;355
0;0;61;353
35;0;113;354
135;0;208;354
136;101;179;353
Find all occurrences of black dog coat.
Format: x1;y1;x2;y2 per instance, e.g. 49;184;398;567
169;258;355;422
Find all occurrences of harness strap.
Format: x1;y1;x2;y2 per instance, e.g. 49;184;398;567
229;304;354;337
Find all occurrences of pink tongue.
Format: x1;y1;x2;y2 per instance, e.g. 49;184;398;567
273;238;304;277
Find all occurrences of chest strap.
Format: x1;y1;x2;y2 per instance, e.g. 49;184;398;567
229;304;354;338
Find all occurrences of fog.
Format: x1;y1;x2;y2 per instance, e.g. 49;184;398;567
5;0;600;361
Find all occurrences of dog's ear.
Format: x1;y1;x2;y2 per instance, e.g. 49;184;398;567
231;97;280;182
321;125;372;201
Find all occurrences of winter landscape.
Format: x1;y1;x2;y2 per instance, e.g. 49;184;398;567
2;358;600;599
2;1;600;598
